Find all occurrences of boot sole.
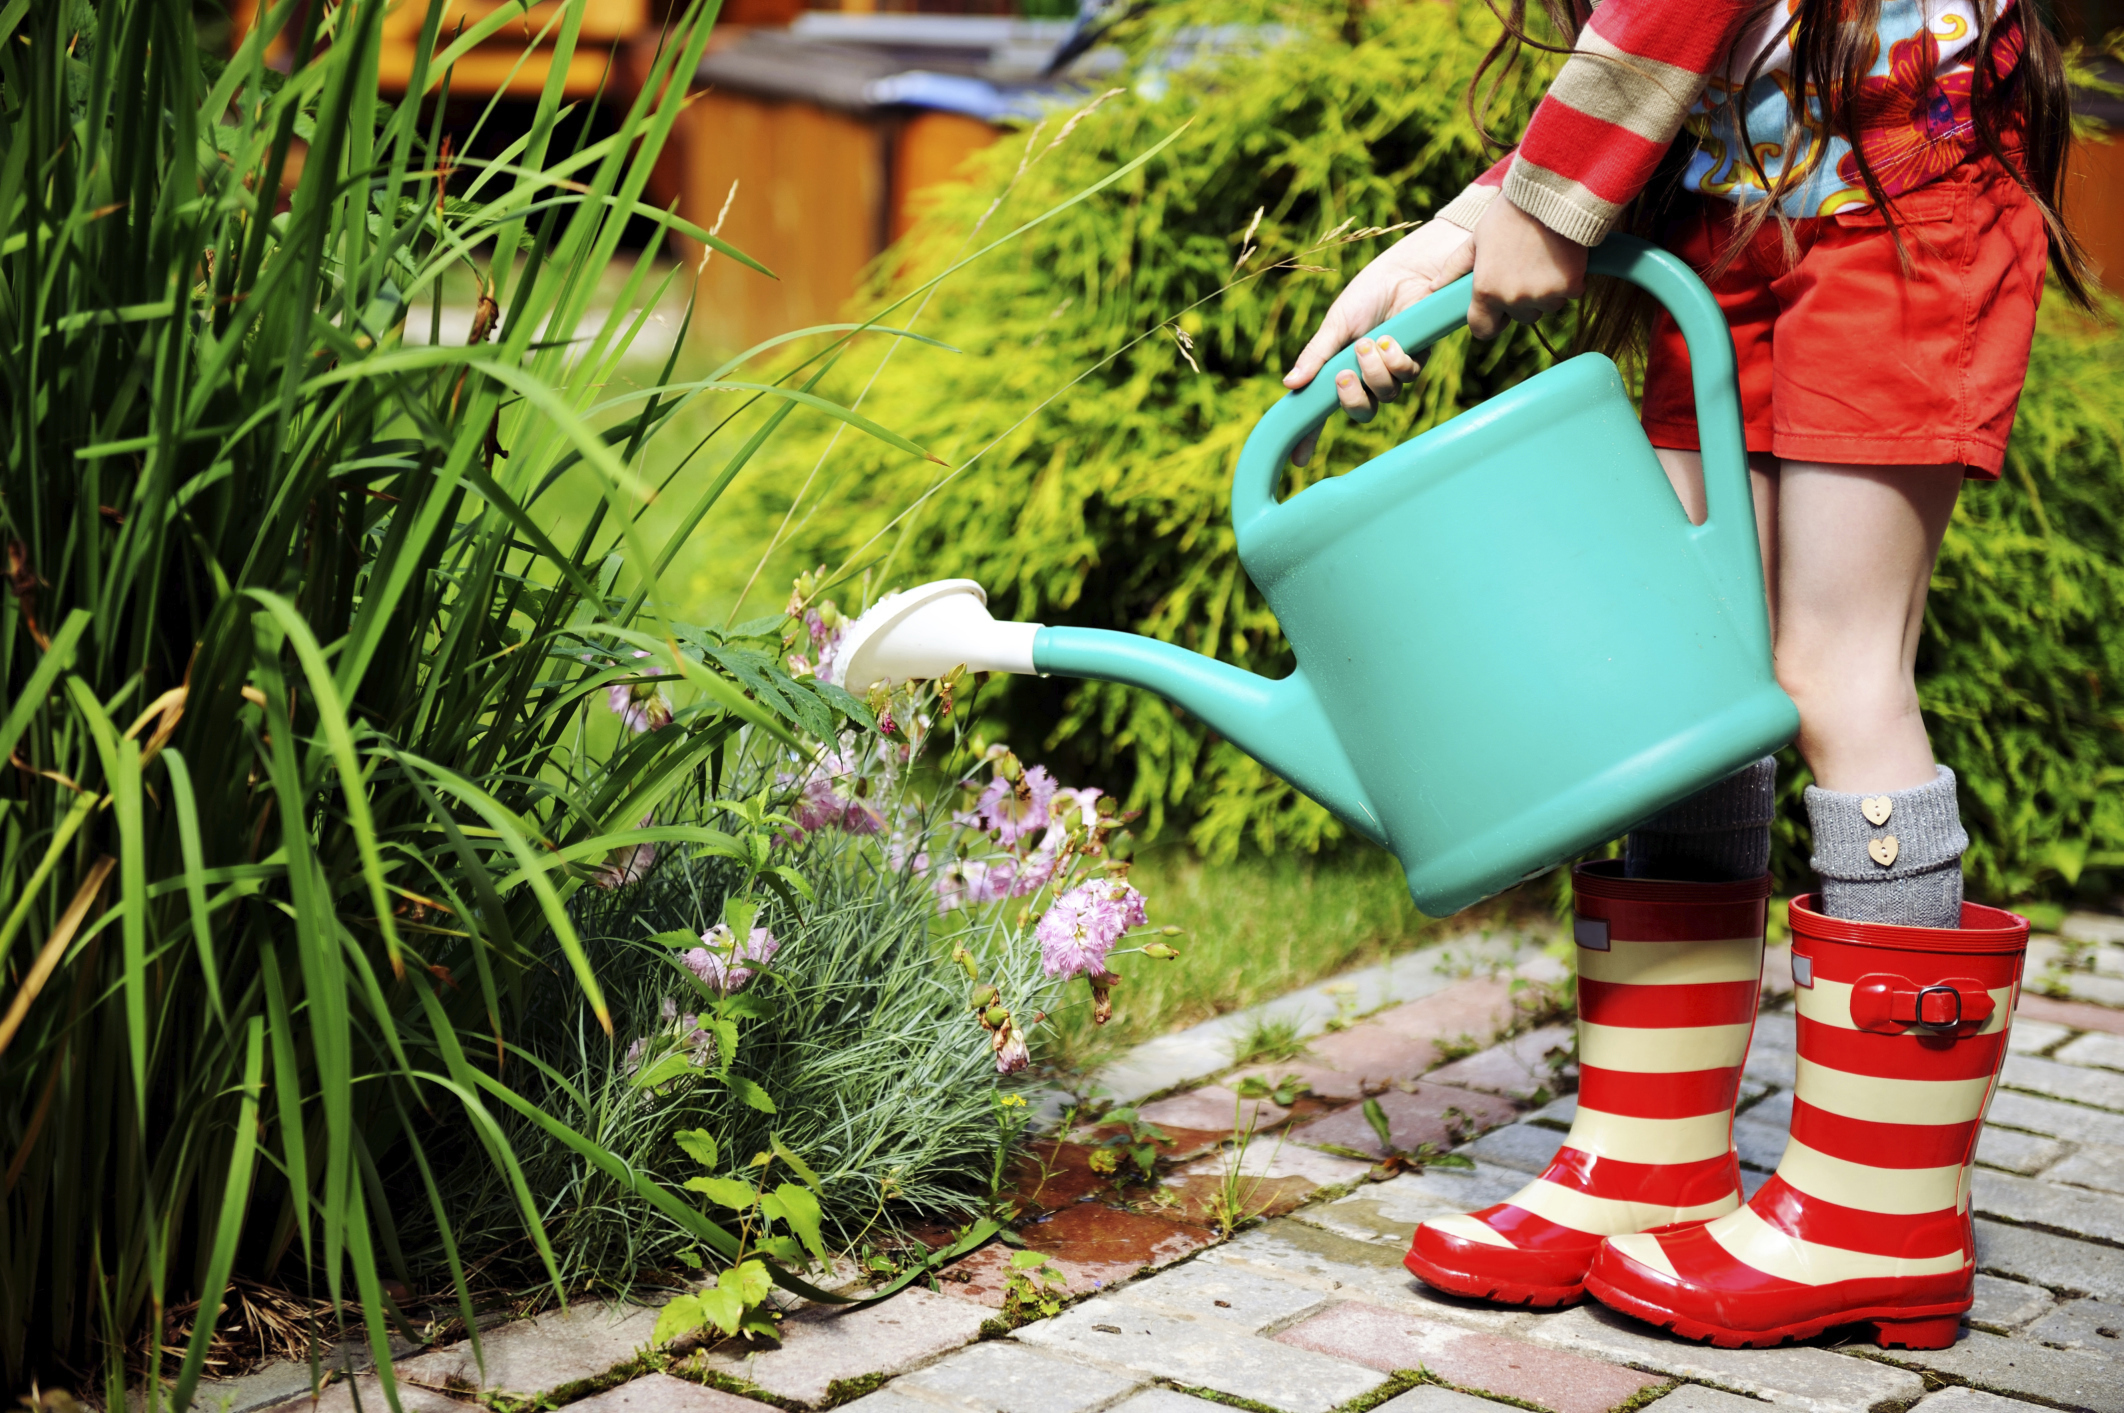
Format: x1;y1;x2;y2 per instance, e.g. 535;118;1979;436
1404;1250;1585;1308
1587;1273;1968;1349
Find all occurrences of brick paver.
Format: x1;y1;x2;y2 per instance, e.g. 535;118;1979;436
227;917;2124;1413
1015;1301;1389;1413
886;1340;1144;1413
1275;1301;1665;1413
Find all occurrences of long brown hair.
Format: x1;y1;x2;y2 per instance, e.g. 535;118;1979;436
1466;0;2096;364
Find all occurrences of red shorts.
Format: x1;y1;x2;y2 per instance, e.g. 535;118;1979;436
1639;154;2048;479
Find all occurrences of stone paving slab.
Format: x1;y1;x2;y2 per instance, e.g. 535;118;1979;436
2022;1294;2124;1351
1732;1116;1790;1173
1202;1222;1529;1334
1983;1089;2124;1147
1106;1255;1336;1333
262;1377;474;1413
1132;1087;1290;1135
1422;1027;1577;1102
2000;1054;2124;1111
392;1301;661;1398
1275;1300;1664;1413
2013;993;2124;1037
1907;1391;2051;1413
1641;1388;1768;1413
1973;1125;2067;1176
569;1374;777;1413
1975;1217;2124;1301
1013;1302;1389;1413
1289;1084;1521;1160
888;1339;1146;1413
1376;1388;1548;1413
1973;1168;2124;1244
1512;1305;1927;1413
2006;1020;2072;1056
1291;1174;1502;1248
1460;1123;1566;1175
2032;1138;2124;1194
1873;1328;2124;1413
1966;1274;2056;1332
2052;1031;2124;1071
1104;1393;1228;1413
694;1289;989;1407
1084;936;1542;1107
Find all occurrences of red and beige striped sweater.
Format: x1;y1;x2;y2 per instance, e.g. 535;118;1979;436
1439;0;2022;246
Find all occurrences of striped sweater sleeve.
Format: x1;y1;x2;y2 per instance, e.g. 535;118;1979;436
1437;0;1760;246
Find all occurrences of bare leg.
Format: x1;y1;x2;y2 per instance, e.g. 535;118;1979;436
1773;463;1962;792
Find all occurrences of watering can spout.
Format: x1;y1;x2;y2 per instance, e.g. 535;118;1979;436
835;581;1387;847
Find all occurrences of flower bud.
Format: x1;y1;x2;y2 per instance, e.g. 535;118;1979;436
1141;943;1179;960
970;983;1000;1010
984;1005;1011;1029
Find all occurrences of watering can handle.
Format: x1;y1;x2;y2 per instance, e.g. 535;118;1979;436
1231;233;1750;548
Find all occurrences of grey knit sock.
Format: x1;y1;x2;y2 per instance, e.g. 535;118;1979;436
1625;756;1777;882
1805;764;1968;928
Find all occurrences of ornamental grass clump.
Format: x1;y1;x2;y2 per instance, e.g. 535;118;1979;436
454;653;1173;1302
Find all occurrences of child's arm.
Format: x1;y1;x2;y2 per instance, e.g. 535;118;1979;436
1287;0;1759;417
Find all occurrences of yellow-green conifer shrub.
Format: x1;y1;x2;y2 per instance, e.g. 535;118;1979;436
741;0;2124;904
730;0;1563;861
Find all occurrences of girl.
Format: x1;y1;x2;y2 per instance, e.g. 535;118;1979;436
1283;0;2089;1348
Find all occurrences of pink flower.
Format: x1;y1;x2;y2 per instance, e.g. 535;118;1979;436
888;833;930;875
683;923;780;995
933;858;1016;913
588;813;659;889
608;679;673;734
806;609;845;685
976;766;1057;847
1036;878;1147;980
788;753;884;836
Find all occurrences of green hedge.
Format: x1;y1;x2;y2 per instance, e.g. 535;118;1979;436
741;0;2124;905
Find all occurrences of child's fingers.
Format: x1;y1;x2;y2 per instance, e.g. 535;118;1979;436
1334;368;1376;423
1353;338;1399;401
1376;335;1422;384
1283;313;1355;389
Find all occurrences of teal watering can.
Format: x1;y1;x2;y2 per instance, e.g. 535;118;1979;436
834;235;1799;915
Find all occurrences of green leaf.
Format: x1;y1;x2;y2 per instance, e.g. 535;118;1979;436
653;1295;707;1346
759;1183;827;1264
674;1129;719;1169
769;1132;823;1192
723;896;758;938
683;1175;760;1211
631;1054;697;1090
732;1076;777;1114
675;1250;703;1269
654;929;705;950
1363;1098;1395;1151
1008;1249;1051;1270
720;1259;774;1307
758;1235;807;1264
696;1286;747;1336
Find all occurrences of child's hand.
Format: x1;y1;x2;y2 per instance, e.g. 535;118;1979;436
1281;222;1474;466
1467;197;1587;339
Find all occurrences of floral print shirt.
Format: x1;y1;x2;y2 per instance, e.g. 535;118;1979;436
1683;0;2020;216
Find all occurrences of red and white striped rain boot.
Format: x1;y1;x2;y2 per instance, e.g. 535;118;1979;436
1585;895;2028;1349
1403;862;1769;1306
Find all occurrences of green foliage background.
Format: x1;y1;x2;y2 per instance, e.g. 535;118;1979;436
723;0;1564;862
730;0;2124;906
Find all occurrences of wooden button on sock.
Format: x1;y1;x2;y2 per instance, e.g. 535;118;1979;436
1805;764;1968;929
